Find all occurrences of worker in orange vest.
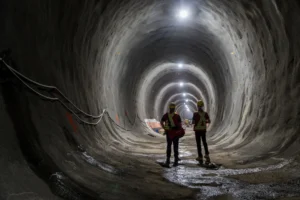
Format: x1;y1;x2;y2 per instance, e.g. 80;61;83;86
160;102;183;167
192;100;211;164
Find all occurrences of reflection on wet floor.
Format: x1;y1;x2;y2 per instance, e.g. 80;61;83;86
82;152;118;174
157;158;300;200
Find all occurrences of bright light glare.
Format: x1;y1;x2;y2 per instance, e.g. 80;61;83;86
185;99;188;102
179;82;184;87
183;93;186;96
178;63;183;68
178;9;189;19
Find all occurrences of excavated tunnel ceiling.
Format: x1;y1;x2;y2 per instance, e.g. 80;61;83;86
0;0;300;199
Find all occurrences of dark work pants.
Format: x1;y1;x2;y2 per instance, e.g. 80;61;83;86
195;131;209;157
166;134;179;161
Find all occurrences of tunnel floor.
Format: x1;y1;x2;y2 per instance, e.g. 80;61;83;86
57;115;300;200
156;129;300;200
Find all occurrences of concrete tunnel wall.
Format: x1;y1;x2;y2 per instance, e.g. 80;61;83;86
0;0;300;199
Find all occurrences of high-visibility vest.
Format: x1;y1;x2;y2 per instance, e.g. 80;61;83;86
195;112;206;130
165;113;175;130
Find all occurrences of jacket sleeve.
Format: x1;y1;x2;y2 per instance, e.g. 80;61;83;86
161;114;166;122
205;112;211;123
192;113;195;124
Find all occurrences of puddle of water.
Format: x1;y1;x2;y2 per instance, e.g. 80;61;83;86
179;149;193;157
130;152;163;158
158;158;300;199
81;152;118;174
203;173;218;177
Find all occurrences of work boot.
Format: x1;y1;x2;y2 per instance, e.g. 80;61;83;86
196;156;203;165
173;158;179;167
162;158;170;167
204;154;210;164
196;156;203;161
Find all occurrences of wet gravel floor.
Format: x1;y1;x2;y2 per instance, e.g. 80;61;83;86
157;157;300;200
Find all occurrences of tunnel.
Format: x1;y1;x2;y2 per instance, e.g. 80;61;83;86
0;0;300;199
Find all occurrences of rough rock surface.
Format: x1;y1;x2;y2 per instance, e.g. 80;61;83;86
0;0;300;199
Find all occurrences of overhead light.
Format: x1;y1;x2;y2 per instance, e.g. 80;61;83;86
185;99;188;102
178;9;189;19
178;63;183;68
183;93;186;96
179;82;184;87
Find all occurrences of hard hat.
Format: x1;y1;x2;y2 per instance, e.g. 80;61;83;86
169;102;176;109
197;100;204;107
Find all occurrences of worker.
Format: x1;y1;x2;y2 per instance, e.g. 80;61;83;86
160;102;184;167
192;100;211;165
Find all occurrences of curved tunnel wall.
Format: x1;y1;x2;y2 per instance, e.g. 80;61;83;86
0;0;300;199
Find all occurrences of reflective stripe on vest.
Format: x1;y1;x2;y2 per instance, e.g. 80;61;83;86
164;124;170;130
165;113;175;130
168;113;176;127
195;112;206;130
